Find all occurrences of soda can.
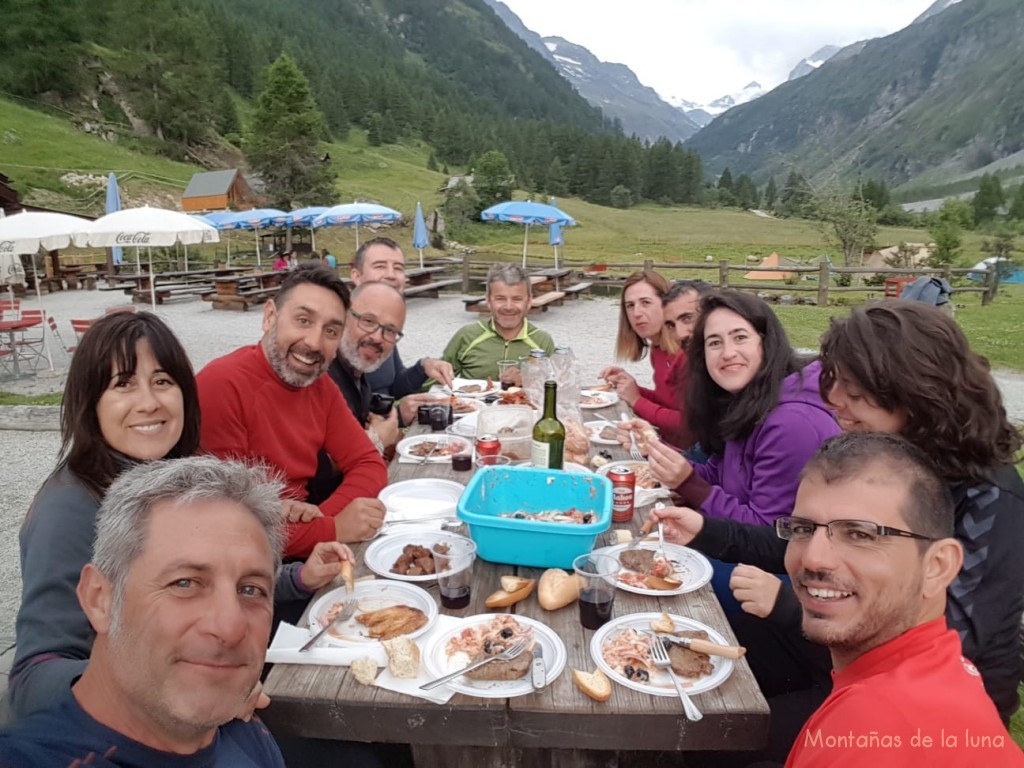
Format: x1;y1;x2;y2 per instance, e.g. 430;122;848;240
475;434;502;465
609;465;636;523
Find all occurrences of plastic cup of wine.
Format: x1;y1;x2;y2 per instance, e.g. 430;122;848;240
573;553;619;630
434;537;477;610
497;360;519;390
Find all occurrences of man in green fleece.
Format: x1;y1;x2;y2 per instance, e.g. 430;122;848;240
441;263;555;384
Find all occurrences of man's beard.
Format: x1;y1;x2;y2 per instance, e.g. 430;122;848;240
340;334;388;374
264;325;327;387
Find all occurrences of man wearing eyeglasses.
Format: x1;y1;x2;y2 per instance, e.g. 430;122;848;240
654;433;1020;766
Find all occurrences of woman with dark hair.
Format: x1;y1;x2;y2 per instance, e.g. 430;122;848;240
600;270;691;447
645;290;840;525
654;301;1024;759
9;312;348;720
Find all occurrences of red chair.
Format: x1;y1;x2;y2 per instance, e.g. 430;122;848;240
14;309;46;370
47;316;74;355
70;319;94;350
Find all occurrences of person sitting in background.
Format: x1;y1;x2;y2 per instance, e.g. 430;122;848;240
272;253;289;272
600;270;690;447
7;312;352;722
442;263;555;384
307;282;417;502
779;433;1020;767
0;457;290;766
198;264;387;556
351;237;454;396
323;249;337;269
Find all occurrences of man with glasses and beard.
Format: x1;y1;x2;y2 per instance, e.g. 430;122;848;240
778;433;1020;767
197;265;387;557
307;282;417;502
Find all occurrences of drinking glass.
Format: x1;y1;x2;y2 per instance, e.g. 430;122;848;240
573;553;619;630
434;538;477;610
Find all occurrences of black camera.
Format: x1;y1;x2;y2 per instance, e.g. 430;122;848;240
368;393;396;416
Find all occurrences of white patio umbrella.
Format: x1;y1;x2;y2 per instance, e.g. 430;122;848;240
0;211;91;369
75;207;219;309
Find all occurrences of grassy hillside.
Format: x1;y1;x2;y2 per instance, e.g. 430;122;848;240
0;98;201;212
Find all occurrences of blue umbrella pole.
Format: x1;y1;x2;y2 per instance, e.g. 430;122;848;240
521;223;530;269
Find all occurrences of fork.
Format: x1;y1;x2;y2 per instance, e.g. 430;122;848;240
418;441;442;464
621;413;644;461
300;599;356;652
420;638;530;690
647;634;703;721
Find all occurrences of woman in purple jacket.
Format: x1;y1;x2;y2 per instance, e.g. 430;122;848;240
645;290;840;526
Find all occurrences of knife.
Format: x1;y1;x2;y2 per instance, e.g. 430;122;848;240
531;644;546;690
659;634;747;660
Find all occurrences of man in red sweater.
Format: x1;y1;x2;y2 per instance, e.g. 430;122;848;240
197;264;388;558
782;433;1021;767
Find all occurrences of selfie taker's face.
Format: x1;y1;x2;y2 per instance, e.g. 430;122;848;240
106;499;274;734
785;473;925;661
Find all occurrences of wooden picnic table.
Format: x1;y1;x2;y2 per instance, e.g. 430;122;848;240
261;402;769;765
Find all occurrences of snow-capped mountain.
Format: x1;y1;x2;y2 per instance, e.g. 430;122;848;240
788;45;842;81
705;83;766;115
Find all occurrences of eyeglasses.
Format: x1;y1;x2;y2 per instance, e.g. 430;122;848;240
775;516;934;547
348;309;403;343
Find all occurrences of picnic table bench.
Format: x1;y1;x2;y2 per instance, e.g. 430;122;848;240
462;289;567;314
204;272;284;311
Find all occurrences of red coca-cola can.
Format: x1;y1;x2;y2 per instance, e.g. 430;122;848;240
609;465;636;523
475;434;502;465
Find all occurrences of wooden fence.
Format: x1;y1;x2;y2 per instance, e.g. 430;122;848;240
458;256;999;306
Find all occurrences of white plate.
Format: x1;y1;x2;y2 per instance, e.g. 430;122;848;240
585;420;621;446
596;460;671;506
423;614;567;698
363;531;474;582
396;434;472;463
592;542;713;596
307;581;438;647
580;389;620;410
450;397;480;417
378;478;465;521
451;377;500;398
590;613;735;697
447;410;479;437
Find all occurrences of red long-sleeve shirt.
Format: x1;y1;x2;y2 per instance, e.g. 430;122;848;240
197;344;387;558
634;345;693;449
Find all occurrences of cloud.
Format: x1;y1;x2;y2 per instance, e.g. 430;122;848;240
498;0;931;103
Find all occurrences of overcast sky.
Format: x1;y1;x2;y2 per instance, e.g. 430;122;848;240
499;0;937;104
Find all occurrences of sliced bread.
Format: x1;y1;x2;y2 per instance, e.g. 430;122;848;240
381;636;421;679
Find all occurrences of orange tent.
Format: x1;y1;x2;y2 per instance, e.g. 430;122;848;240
744;252;796;281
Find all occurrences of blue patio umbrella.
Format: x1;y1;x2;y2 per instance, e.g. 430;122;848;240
312;203;402;249
106;172;123;267
285;206;329;251
412;202;429;268
480;200;576;268
220;208;288;267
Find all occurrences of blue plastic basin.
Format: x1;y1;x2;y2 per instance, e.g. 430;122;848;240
456;466;612;568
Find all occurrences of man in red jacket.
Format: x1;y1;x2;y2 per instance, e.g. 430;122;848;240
197;264;388;558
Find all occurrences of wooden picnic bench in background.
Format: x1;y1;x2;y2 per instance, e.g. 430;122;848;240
204;271;284;311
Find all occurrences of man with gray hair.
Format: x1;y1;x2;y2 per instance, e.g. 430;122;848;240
0;457;290;766
441;263;555;383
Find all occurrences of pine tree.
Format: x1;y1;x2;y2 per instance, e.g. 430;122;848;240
764;177;778;210
427;153;439;172
973;174;1005;225
247;53;334;207
474;150;515;210
545;157;568;197
717;167;734;192
1009;185;1024;221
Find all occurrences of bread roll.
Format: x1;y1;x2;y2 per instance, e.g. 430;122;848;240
381;636;421;679
350;657;379;686
538;569;584;610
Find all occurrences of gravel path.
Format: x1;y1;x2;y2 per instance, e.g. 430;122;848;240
1;288;1022;639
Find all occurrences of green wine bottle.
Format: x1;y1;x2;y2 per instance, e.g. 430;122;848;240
531;380;565;469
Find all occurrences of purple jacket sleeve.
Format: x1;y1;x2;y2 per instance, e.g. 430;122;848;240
681;405;837;526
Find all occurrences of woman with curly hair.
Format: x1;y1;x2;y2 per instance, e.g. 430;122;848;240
655;301;1024;755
